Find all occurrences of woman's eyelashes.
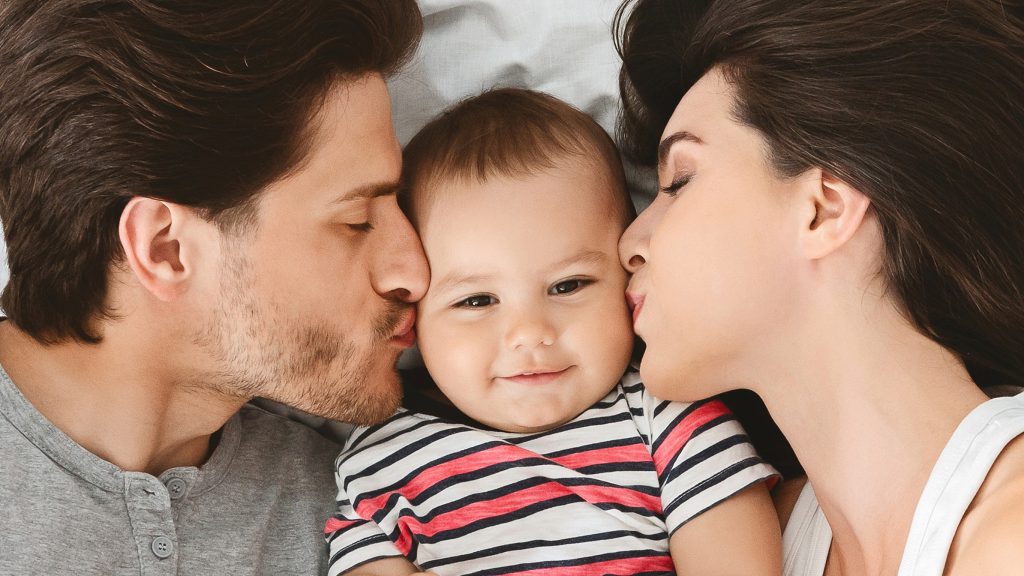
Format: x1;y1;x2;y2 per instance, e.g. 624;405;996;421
659;171;694;197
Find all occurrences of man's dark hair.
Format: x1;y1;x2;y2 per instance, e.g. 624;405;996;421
0;0;422;344
615;0;1024;390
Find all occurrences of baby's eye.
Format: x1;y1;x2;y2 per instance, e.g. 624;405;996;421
549;279;591;295
454;294;497;308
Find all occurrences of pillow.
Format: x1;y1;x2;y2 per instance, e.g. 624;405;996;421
389;0;655;204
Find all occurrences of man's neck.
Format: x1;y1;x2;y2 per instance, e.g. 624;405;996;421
0;320;244;475
756;300;988;575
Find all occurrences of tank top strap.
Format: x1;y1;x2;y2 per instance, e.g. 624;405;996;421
898;391;1024;575
783;481;832;576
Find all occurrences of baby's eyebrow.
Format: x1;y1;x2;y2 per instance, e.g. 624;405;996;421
432;272;497;295
544;249;608;273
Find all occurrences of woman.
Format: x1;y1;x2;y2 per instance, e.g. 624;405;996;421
614;0;1024;574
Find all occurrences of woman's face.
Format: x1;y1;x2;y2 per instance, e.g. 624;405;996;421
618;68;806;401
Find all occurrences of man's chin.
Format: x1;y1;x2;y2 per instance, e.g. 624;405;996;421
312;365;404;425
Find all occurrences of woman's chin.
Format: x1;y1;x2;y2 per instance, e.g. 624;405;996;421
639;349;719;402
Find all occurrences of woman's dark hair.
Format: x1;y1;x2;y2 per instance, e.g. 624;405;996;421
615;0;1024;391
0;0;422;344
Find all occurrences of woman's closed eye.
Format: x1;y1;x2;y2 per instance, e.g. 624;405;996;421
659;171;693;197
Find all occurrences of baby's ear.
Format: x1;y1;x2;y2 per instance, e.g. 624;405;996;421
797;168;872;260
118;197;212;301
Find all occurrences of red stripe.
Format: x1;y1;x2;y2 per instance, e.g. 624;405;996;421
550;442;652;470
360;480;661;555
357;444;534;515
502;554;674;576
653;400;731;476
324;517;359;535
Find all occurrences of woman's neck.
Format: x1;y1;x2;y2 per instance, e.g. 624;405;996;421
757;297;988;575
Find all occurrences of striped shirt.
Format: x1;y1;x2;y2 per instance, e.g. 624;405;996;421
326;371;777;576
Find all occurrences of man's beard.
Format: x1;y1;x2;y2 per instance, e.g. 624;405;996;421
193;244;406;426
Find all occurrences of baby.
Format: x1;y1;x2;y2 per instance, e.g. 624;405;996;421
325;89;781;576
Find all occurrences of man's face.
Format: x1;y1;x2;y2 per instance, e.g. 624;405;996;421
196;74;428;425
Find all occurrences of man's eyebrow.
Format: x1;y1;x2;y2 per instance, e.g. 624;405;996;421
657;130;704;171
331;181;401;203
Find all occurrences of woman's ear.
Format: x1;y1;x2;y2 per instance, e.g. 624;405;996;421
798;169;872;260
119;197;208;302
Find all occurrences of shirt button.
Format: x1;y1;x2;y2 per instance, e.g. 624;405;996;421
151;536;174;559
166;477;187;499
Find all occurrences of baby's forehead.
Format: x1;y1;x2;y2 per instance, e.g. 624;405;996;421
410;155;630;231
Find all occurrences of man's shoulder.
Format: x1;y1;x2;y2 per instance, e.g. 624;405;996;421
236;403;343;463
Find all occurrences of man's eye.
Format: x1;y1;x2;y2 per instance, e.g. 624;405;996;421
455;295;496;308
549;279;591;295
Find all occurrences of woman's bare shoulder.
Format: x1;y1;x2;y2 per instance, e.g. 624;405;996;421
946;435;1024;575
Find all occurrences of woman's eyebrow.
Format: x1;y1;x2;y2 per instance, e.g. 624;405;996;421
658;130;704;171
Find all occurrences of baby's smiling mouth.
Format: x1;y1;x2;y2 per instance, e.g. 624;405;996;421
499;367;572;385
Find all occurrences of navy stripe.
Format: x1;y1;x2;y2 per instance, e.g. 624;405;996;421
419;530;667;570
663;457;764;517
462;549;671;576
345;410;414;451
507;410;634;444
370;474;662;526
354;454;553;510
574;461;659;479
663;434;752;485
328;532;392;565
651;399;722;454
543;436;646;458
655;414;737;477
346;430;504;489
621;381;645;394
342;416;473;471
397;496;581;551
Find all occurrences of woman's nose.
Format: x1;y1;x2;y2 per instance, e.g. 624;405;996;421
619;199;659;273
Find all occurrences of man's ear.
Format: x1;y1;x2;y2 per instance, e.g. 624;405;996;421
119;197;207;301
798;169;872;260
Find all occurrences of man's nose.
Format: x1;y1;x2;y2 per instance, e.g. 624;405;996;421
373;206;429;303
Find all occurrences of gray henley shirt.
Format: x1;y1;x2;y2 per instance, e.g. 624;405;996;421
0;363;342;575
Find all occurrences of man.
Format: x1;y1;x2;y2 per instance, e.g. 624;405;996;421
0;1;426;573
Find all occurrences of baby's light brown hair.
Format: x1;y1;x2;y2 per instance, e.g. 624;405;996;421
401;88;634;228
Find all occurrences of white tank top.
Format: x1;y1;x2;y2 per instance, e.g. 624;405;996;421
782;390;1024;576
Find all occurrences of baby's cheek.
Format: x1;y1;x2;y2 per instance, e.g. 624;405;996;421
424;325;493;389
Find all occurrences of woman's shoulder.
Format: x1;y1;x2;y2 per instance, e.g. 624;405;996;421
946;434;1024;575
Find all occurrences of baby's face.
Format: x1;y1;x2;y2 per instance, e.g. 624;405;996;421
413;157;635;433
